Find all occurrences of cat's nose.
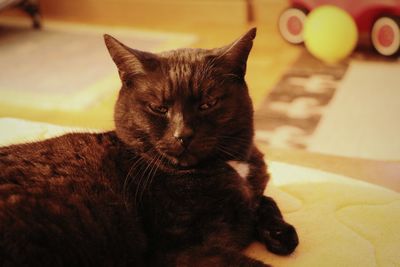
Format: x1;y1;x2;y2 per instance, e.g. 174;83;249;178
175;136;192;147
173;128;194;148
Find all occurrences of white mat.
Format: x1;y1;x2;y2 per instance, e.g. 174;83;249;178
309;60;400;161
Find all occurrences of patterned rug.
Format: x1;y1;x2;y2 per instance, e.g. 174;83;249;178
254;50;348;149
0;22;195;111
254;48;400;160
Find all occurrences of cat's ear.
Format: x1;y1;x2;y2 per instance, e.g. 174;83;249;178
104;34;159;82
212;27;256;78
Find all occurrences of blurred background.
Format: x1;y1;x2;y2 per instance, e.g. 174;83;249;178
0;0;399;190
0;0;297;128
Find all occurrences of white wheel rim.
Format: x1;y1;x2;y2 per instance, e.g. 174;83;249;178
372;17;400;56
279;8;307;44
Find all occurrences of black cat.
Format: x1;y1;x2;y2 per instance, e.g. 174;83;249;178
0;28;298;266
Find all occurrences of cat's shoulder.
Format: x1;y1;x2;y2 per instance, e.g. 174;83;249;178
0;131;126;169
50;130;122;150
1;130;119;151
0;130;127;184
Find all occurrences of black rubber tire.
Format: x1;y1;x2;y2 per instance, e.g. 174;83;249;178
371;15;400;56
278;7;308;44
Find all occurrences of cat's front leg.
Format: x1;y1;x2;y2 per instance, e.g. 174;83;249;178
156;246;270;267
255;196;299;255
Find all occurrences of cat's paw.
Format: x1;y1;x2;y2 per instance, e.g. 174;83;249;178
261;220;299;255
250;260;271;267
238;258;270;267
246;261;271;267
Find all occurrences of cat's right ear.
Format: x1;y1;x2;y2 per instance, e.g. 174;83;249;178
209;28;256;79
104;34;159;83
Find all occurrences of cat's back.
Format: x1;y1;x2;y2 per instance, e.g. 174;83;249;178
0;132;147;266
0;131;122;183
0;130;127;222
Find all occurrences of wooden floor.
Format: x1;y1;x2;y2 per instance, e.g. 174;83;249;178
0;0;300;129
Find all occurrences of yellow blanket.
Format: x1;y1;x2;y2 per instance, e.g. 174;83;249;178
248;163;400;267
1;118;399;266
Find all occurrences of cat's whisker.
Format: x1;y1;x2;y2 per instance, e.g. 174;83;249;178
150;154;164;187
216;146;236;159
132;161;149;207
218;134;249;139
138;153;159;204
123;157;140;194
122;147;156;206
216;144;242;160
222;145;245;157
219;141;251;149
133;151;159;207
218;135;252;143
139;153;162;204
217;137;252;151
123;156;147;207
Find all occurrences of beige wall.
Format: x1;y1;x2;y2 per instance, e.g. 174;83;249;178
3;0;287;31
40;0;245;28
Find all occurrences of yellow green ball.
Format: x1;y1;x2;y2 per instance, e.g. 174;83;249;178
303;5;358;64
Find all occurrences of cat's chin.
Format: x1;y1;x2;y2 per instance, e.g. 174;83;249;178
175;158;198;170
170;155;199;170
157;150;199;171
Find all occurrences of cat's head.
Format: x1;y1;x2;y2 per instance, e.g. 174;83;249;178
104;28;256;171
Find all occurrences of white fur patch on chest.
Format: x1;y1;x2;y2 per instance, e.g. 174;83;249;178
227;161;250;180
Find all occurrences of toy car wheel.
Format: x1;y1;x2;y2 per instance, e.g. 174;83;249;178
371;16;400;56
278;7;307;44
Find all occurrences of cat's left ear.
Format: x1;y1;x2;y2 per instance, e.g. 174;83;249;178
104;34;159;83
212;27;256;78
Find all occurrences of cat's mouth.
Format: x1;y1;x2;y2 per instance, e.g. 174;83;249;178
176;156;198;169
171;155;199;170
158;149;199;170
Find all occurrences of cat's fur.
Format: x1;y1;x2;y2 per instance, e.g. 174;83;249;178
0;28;298;267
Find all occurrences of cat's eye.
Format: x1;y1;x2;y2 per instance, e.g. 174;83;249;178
199;98;218;111
148;104;168;114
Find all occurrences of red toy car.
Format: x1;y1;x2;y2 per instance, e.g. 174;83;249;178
278;0;400;56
